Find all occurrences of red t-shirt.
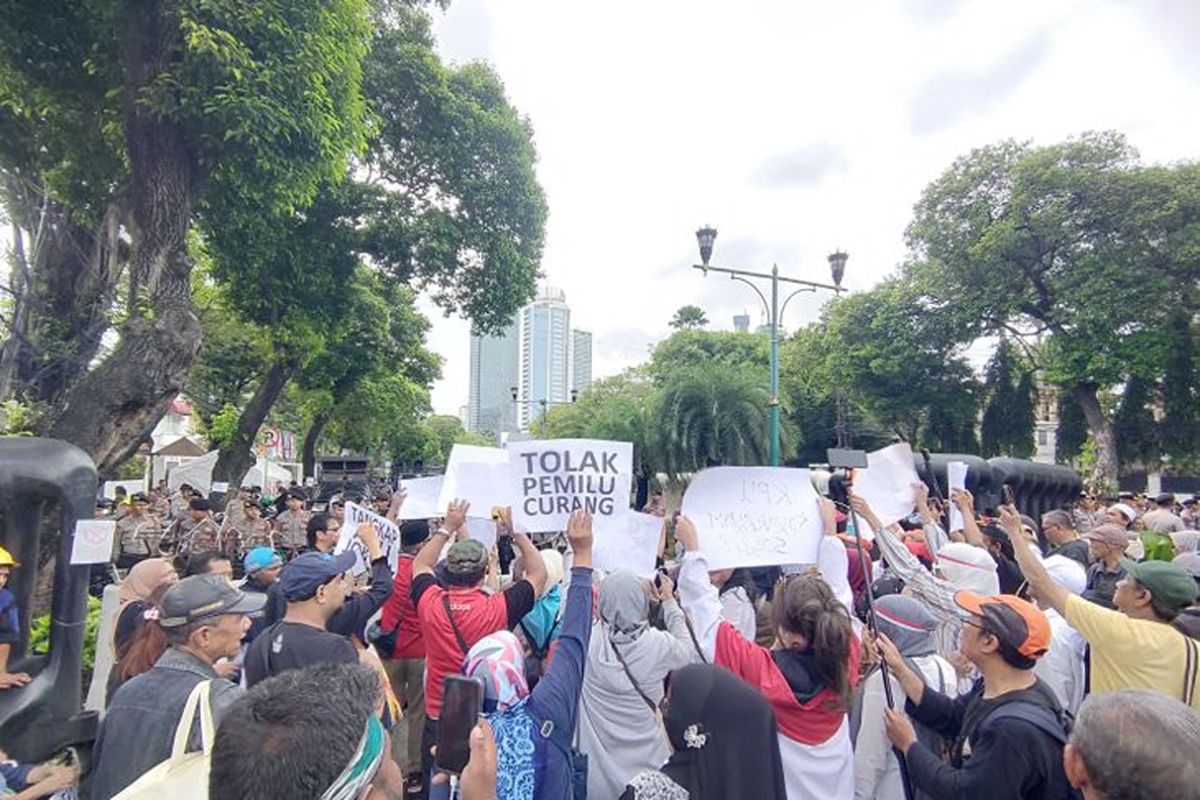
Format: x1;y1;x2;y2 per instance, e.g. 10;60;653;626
411;573;535;719
379;555;425;659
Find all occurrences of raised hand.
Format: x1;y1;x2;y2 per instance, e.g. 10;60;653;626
674;515;699;553
444;499;470;533
818;496;838;536
566;509;593;555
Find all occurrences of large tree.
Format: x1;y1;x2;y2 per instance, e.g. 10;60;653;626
979;340;1036;458
668;305;709;330
0;0;371;472
906;132;1199;491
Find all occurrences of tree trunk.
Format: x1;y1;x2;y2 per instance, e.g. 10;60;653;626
302;408;333;480
46;0;201;474
211;356;300;486
1072;383;1119;494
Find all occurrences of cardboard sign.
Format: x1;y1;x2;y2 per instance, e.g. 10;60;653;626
948;461;969;532
508;439;633;532
400;475;445;519
853;443;919;528
334;501;401;576
437;445;510;516
681;467;824;569
594;510;662;579
71;520;117;565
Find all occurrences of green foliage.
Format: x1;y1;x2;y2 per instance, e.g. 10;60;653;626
29;594;102;687
647;330;769;386
1114;376;1159;468
980;341;1036;458
1161;310;1199;464
669;305;709;330
1055;391;1089;464
540;373;659;479
0;400;39;435
652;364;781;476
207;403;242;450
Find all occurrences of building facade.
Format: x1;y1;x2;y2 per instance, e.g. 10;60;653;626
570;329;593;394
518;287;571;429
467;320;520;436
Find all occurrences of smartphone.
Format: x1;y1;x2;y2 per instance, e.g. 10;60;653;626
436;675;483;774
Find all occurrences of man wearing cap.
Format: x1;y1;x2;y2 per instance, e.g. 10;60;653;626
241;547;284;643
87;574;263;799
273;490;310;558
879;588;1074;799
223;497;273;557
114;492;164;570
244;549;363;686
1002;506;1200;709
1080;524;1130;609
223;485;250;528
172;497;222;557
410;501;547;795
378;519;433;792
1041;509;1090;569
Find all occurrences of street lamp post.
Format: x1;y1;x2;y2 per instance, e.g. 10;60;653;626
693;226;848;466
510;387;579;433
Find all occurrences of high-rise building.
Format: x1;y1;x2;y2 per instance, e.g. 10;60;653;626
467;320;519;436
518;287;571;429
733;313;750;333
570;330;593;393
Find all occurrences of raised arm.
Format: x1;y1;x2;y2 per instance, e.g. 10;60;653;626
1000;505;1068;614
851;493;962;625
413;500;468;577
952;489;986;549
674;515;722;661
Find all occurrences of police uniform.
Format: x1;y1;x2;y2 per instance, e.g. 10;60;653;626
115;514;164;568
273;509;310;554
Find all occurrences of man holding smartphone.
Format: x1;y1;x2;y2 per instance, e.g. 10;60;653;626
410;500;548;798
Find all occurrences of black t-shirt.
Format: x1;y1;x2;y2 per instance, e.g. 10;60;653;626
992;552;1025;594
1049;538;1091;569
244;621;358;687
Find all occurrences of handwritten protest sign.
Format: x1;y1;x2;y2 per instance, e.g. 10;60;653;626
853;443;919;530
438;445;510;515
948;461;968;532
334;501;401;576
71;520;117;565
594;511;662;578
508;439;633;532
681;467;823;569
400;475;444;519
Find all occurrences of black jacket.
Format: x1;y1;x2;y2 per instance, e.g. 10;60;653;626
903;677;1077;800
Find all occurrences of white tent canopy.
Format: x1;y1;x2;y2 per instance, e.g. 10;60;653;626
166;451;293;496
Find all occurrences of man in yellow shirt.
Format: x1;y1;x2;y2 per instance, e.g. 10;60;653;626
1000;506;1200;709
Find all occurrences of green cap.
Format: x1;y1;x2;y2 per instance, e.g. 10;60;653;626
446;539;488;576
1125;560;1198;611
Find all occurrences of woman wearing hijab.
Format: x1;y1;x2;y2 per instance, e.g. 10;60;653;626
853;595;956;800
515;549;565;686
578;569;699;799
620;663;787;800
676;507;859;800
112;557;178;653
458;511;594;800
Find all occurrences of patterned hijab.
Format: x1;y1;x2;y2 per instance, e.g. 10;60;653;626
463;631;530;713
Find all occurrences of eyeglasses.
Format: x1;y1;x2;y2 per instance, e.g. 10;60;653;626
961;619;994;639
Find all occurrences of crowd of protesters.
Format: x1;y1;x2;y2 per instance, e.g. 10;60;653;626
2;474;1200;800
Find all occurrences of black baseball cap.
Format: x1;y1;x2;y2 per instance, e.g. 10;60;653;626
190;498;211;511
159;575;266;627
400;519;431;547
279;551;357;601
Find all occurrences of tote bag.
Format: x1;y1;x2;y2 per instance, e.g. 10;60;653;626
113;679;214;800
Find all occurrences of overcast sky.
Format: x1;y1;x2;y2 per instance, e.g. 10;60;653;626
417;0;1200;416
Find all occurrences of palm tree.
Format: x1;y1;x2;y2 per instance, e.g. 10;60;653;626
669;305;709;330
652;364;776;476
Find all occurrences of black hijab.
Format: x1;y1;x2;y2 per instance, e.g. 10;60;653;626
659;664;787;800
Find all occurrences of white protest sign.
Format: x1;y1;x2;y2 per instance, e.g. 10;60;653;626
948;461;969;532
71;520;117;565
438;445;510;516
210;481;230;494
508;439;633;533
465;517;498;551
334;501;401;576
594;511;662;579
400;475;445;519
681;467;824;569
853;443;919;528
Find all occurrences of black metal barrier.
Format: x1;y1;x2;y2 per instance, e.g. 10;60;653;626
0;437;99;761
914;453;1083;520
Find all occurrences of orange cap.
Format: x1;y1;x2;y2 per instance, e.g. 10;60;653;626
954;590;1051;660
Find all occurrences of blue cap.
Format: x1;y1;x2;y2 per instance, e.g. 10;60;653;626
279;551;357;601
243;547;283;575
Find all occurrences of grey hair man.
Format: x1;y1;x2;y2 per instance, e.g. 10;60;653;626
1041;510;1090;569
1064;688;1200;799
